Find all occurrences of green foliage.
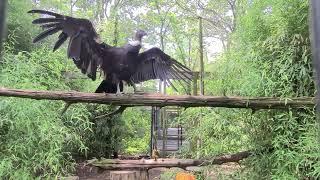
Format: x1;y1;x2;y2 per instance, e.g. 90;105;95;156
0;48;88;178
177;0;320;179
179;0;319;179
121;107;151;155
6;0;38;53
73;105;126;158
232;0;320;178
3;0;319;179
177;107;250;158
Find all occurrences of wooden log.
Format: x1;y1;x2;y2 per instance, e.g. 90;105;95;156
110;170;147;180
92;151;252;170
0;87;315;109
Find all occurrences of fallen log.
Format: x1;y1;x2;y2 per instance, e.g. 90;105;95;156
0;87;315;109
91;151;252;170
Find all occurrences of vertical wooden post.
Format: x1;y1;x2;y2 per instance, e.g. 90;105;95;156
199;17;204;96
0;0;7;63
192;72;198;96
161;82;167;157
309;0;320;140
150;107;155;156
310;1;320;111
113;13;119;46
196;17;205;158
70;0;73;16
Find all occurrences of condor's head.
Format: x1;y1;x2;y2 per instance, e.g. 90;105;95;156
135;29;147;41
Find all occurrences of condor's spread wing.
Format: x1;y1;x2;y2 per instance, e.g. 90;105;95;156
28;9;111;80
130;47;193;91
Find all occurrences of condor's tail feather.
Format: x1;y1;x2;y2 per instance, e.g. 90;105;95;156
94;79;127;117
61;78;124;115
95;80;123;93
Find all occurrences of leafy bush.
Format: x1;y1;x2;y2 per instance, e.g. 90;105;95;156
0;48;89;178
179;0;320;179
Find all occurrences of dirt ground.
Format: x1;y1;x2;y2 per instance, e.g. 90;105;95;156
65;162;242;180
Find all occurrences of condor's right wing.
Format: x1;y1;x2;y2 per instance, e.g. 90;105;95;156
28;9;111;80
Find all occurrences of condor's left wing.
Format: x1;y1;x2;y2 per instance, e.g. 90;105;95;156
29;9;111;80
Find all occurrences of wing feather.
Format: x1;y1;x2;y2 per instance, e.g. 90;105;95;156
29;9;111;80
33;27;62;43
32;18;64;24
28;9;63;17
53;32;68;51
41;22;61;29
131;47;193;93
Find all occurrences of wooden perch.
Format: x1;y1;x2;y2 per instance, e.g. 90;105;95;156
0;87;315;109
91;151;252;170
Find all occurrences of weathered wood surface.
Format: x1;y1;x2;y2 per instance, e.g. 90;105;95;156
0;87;315;109
92;151;252;170
110;170;147;180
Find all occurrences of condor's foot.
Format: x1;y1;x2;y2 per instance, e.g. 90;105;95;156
115;82;124;96
115;91;124;96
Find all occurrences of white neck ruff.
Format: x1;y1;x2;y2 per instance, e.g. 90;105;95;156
129;40;141;46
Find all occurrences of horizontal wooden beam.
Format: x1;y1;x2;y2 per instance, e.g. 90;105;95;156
91;150;252;170
0;87;315;109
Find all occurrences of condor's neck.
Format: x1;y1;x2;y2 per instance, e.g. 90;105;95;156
129;37;142;47
129;40;141;47
126;38;142;54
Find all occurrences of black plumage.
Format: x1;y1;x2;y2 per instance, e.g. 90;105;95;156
29;9;193;94
95;77;123;93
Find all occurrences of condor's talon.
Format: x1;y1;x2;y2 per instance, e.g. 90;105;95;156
115;92;124;96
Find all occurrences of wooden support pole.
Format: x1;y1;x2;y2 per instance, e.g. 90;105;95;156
92;150;252;170
0;0;7;63
310;0;320;113
198;17;204;96
0;87;315;109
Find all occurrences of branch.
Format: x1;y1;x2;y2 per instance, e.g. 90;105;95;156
0;87;315;109
91;150;252;170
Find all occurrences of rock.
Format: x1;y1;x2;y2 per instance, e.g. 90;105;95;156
59;176;79;180
148;167;168;180
169;167;186;173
